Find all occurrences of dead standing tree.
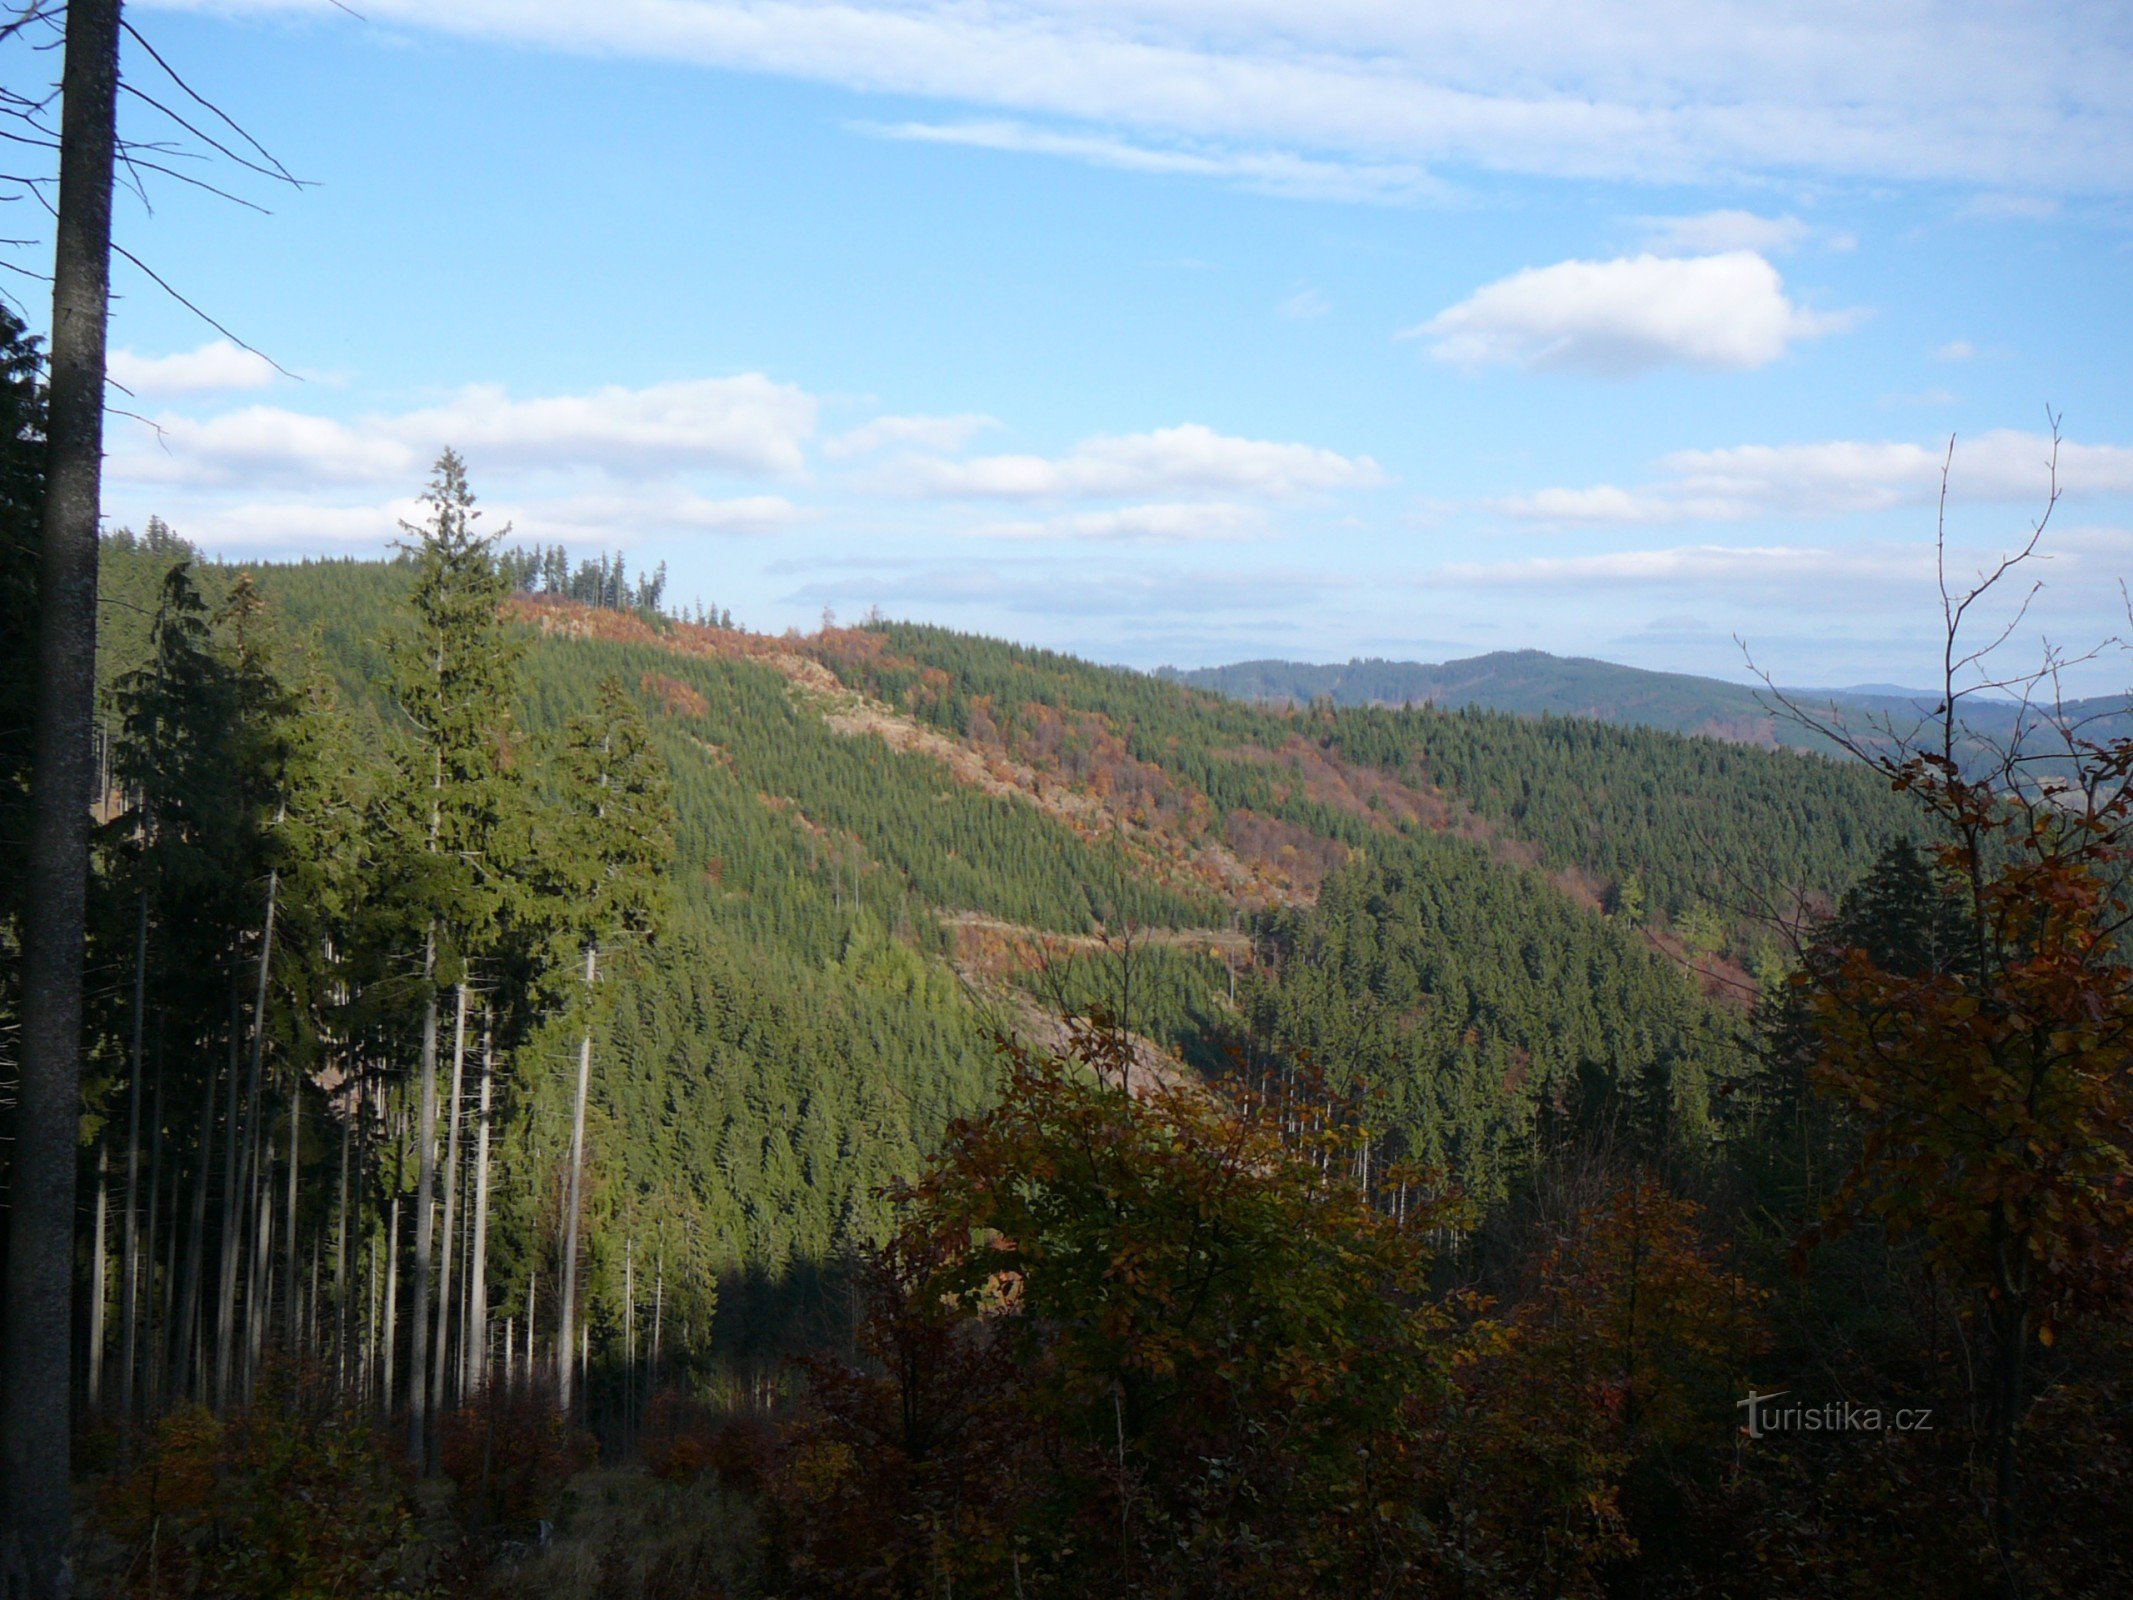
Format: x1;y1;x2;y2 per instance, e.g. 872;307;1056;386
2;5;302;1590
2;4;120;1599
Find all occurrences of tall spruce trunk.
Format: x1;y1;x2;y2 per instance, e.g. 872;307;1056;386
211;1001;245;1407
465;1017;494;1395
1;0;122;1590
141;1033;166;1414
336;1093;352;1393
119;893;148;1417
382;1189;400;1420
557;943;598;1413
88;1147;109;1411
407;932;440;1467
245;1117;272;1394
283;1076;300;1356
170;1044;218;1403
430;985;468;1440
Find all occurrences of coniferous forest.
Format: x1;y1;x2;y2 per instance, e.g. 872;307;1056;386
0;8;2129;1592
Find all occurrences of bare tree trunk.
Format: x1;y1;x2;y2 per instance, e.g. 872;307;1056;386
382;1192;400;1418
383;1105;403;1424
170;1043;217;1403
246;1123;272;1395
366;1224;379;1404
466;1015;494;1396
335;1092;352;1394
118;895;147;1418
211;993;245;1406
429;985;468;1442
141;1030;167;1414
408;947;440;1465
557;944;598;1412
282;1074;299;1356
88;1147;110;1412
2;0;122;1588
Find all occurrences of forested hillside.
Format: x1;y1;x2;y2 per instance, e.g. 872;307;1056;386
69;525;1924;1379
6;491;2122;1598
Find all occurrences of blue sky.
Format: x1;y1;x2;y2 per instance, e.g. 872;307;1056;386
11;1;2133;687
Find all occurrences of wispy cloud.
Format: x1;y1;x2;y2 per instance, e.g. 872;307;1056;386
108;339;278;398
1635;210;1813;256
1277;287;1332;320
1439;542;1927;599
874;423;1384;501
825;412;998;459
859;121;1446;205
1411;252;1856;375
109;374;819;488
164;1;2133;197
970;502;1270;543
1491;430;2133;527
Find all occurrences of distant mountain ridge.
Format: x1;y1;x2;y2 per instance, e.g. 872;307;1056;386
1162;650;2133;758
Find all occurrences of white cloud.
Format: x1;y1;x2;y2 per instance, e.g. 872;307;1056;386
1441;542;1926;595
881;423;1383;501
1637;210;1811;256
108;339;278;398
509;489;805;538
112;406;415;488
1958;192;2062;221
1490;485;1693;525
971;502;1269;543
152;2;2133;196
107;373;818;489
1492;429;2133;527
1277;287;1331;320
1935;340;1976;361
394;376;815;476
1667;431;2133;510
825;412;997;459
1412;251;1855;375
861;120;1446;204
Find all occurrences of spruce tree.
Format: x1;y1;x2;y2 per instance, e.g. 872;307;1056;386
548;675;673;1413
384;449;521;1467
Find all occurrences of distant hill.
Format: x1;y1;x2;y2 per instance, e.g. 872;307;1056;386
1163;650;2133;763
1163;651;1801;746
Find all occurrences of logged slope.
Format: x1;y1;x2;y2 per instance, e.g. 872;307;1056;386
96;543;1916;1312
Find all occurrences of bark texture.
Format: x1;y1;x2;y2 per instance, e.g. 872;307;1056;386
1;1;122;1592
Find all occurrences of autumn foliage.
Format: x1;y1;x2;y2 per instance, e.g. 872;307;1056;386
766;1021;1776;1598
96;1376;417;1600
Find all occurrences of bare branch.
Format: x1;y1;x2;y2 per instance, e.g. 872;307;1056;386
107;237;300;379
119;19;303;188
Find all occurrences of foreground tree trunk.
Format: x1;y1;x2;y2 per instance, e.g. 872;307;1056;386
1;0;123;1589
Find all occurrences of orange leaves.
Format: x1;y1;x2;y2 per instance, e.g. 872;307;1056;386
778;1024;1470;1594
95;1378;419;1600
